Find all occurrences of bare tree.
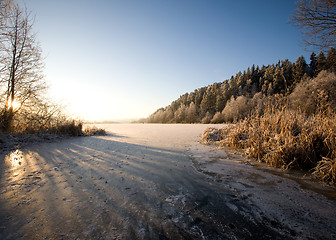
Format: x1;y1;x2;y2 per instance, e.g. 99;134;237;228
292;0;336;50
0;1;45;130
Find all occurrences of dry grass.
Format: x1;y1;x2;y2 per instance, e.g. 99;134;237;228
5;120;107;137
203;103;336;184
313;157;336;184
83;126;107;136
50;122;107;136
51;121;84;136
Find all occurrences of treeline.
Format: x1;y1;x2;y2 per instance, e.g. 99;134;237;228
146;48;336;123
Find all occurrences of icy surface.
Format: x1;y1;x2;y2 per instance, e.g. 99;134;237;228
0;124;335;239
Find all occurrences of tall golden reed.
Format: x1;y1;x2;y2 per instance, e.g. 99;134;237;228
202;99;336;184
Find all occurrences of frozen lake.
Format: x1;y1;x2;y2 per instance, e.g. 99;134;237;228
0;124;335;239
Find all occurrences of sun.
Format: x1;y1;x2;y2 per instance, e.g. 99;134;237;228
8;99;21;110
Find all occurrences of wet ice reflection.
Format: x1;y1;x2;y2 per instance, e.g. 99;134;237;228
5;149;24;168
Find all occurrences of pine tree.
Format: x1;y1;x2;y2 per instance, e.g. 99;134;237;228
316;51;327;73
326;47;336;71
215;94;225;112
195;88;206;107
281;59;293;93
200;87;216;114
292;56;307;87
309;52;317;77
273;66;285;94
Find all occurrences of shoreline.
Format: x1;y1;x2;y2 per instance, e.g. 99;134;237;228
188;140;336;239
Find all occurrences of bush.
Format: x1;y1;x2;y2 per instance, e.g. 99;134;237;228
51;121;83;136
289;71;336;115
83;126;107;136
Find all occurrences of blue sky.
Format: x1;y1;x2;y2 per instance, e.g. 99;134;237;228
19;0;309;121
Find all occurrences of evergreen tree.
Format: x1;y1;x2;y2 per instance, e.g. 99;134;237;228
195;87;206;107
316;51;327;73
215;94;225;113
309;52;317;77
263;65;275;92
281;59;293;93
200;87;216;114
187;92;195;106
273;66;285;94
228;75;239;97
292;56;308;87
251;65;261;91
326;47;336;71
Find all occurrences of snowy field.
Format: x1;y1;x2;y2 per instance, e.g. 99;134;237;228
0;124;335;239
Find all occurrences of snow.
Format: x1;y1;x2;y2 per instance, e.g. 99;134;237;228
0;123;335;239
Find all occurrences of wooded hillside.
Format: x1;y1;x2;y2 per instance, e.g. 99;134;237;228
146;48;336;123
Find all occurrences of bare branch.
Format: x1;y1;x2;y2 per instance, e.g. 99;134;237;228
292;0;336;50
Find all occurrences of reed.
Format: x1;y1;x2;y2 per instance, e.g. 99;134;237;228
203;102;336;184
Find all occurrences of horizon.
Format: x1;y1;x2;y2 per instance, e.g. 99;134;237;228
18;0;312;122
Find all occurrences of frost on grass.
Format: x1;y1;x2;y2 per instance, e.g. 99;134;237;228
203;109;336;184
201;127;221;143
202;87;336;185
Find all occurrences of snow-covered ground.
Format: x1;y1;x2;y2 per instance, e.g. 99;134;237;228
0;124;335;239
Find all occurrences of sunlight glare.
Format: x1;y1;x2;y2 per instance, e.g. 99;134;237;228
6;149;24;168
8;99;21;110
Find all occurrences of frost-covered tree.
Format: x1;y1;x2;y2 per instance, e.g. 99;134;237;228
186;102;197;123
290;71;336;114
174;104;186;123
211;111;224;124
201;112;212;124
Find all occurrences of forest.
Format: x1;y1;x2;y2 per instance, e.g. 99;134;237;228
146;48;336;124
